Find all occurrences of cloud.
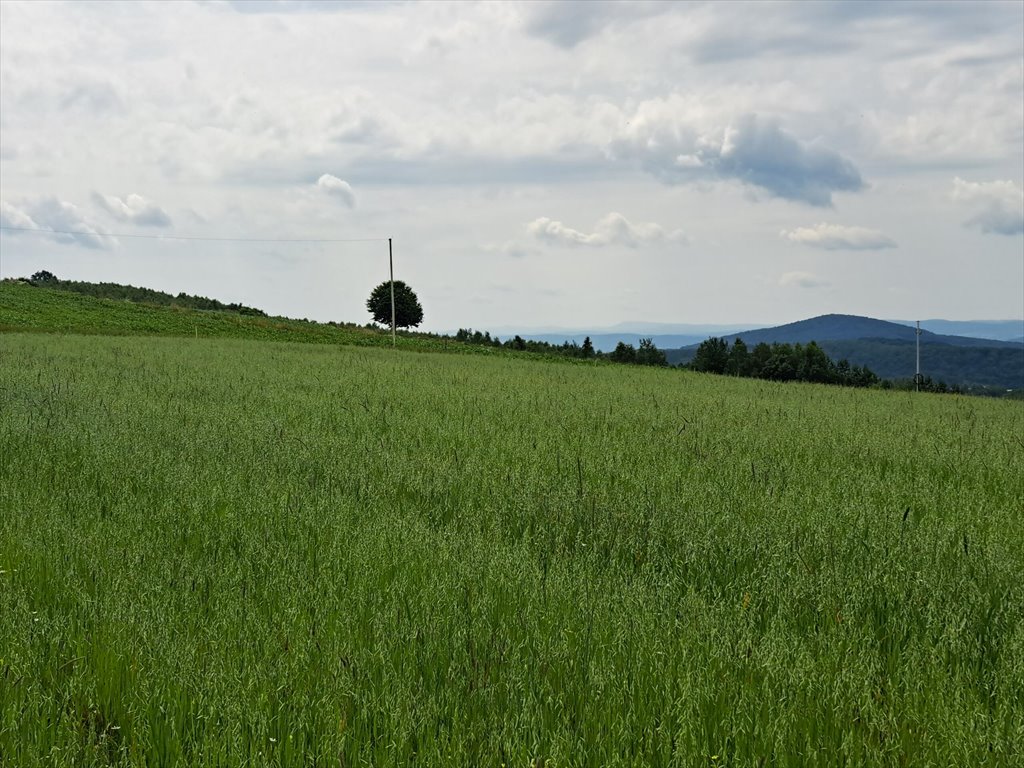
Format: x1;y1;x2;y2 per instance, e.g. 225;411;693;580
0;197;112;249
483;240;533;259
951;178;1023;235
91;192;172;227
781;223;896;250
316;174;356;207
522;0;668;48
612;112;864;206
59;78;123;114
779;271;829;288
527;212;687;248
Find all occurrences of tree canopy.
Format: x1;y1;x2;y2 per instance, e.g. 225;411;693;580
366;280;424;329
689;336;879;387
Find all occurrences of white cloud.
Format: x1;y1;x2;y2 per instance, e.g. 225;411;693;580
316;174;356;208
0;197;112;249
780;223;896;250
0;1;1021;327
779;271;829;288
527;212;687;248
611;111;864;207
91;192;172;227
951;178;1024;235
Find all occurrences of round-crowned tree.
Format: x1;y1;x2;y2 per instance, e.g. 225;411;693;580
366;280;424;329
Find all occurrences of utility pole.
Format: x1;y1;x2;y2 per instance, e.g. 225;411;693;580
389;237;396;347
915;320;921;392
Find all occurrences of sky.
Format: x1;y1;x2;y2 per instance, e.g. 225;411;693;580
1;0;1022;333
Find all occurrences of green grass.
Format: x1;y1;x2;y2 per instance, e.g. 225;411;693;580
0;281;477;354
1;330;1023;766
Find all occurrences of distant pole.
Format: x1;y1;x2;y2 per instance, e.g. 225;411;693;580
915;320;921;391
389;237;396;347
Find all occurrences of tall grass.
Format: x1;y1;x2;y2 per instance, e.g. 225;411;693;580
1;333;1021;766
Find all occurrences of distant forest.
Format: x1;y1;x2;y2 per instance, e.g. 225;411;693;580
21;271;267;317
687;337;881;389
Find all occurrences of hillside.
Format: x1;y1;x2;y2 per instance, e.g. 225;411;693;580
0;281;483;356
18;273;268;316
892;319;1024;341
664;313;1024;392
821;339;1024;390
703;314;1022;349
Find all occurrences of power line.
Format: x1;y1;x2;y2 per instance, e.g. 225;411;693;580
0;225;387;244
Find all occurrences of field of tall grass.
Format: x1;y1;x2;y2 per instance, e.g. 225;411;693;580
1;332;1022;766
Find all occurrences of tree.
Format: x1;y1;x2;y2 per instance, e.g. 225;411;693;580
690;337;730;374
609;341;637;364
725;338;750;376
581;336;595;358
366;280;423;329
636;338;668;367
30;270;58;284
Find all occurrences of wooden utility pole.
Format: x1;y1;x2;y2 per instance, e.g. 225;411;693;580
389;238;396;347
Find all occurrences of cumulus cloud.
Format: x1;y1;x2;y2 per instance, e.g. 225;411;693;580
91;192;172;227
527;212;687;248
316;174;356;208
951;177;1023;235
779;271;829;288
0;197;112;249
612;112;864;206
780;223;896;250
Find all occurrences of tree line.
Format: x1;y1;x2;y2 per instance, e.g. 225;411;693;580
454;329;670;367
689;337;880;387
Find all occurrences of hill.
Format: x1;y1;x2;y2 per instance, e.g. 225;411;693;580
891;319;1024;342
701;314;1022;349
21;273;268;316
821;339;1024;390
664;314;1024;392
0;281;473;355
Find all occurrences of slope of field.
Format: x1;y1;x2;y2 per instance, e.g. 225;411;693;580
0;281;466;354
1;333;1022;766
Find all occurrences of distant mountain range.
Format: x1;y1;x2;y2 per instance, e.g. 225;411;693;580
660;314;1024;391
888;319;1024;342
497;317;1024;353
484;322;754;353
674;314;1023;350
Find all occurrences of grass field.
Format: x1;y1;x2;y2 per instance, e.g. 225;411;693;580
1;329;1022;766
0;282;479;355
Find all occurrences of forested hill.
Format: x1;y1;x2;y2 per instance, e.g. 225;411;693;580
16;272;267;316
706;314;1022;349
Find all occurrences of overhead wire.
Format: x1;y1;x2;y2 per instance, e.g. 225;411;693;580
0;225;387;244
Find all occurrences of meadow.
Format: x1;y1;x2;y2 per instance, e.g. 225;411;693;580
0;282;470;355
1;331;1022;766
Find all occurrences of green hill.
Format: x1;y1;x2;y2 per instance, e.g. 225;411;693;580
697;313;1022;349
664;314;1024;393
0;281;468;354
